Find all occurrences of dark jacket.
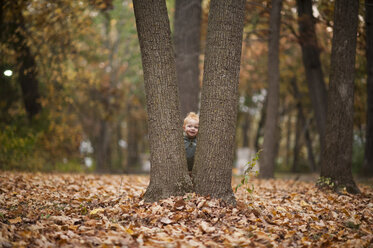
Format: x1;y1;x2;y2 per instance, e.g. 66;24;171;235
184;135;197;171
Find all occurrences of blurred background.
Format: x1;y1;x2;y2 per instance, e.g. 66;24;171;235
0;0;368;176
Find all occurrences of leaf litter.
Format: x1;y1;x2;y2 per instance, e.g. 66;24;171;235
0;172;372;247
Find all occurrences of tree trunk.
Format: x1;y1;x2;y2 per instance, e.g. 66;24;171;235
174;0;201;118
260;0;282;178
320;0;360;194
241;113;250;147
126;102;140;172
95;120;112;173
296;0;328;152
133;0;193;202
291;78;317;172
292;106;301;172
362;0;373;176
254;96;267;152
285;110;292;167
193;0;246;205
17;42;42;120
1;1;42;120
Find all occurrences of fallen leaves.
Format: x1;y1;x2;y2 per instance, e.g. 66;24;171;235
0;172;372;247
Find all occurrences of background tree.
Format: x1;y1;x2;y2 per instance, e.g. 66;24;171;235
296;0;328;153
320;0;360;193
174;0;202;118
260;0;282;178
0;1;42;120
193;0;246;204
362;0;373;176
133;0;193;202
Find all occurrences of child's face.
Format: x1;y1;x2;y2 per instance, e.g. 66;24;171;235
183;119;199;138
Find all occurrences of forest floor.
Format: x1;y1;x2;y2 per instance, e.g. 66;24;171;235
0;172;372;247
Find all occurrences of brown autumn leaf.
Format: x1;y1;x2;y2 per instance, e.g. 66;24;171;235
0;172;372;247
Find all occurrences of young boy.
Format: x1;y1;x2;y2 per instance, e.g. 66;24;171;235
183;112;199;171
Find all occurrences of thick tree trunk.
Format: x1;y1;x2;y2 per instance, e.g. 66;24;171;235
193;0;246;205
320;0;360;194
174;0;201;118
133;0;193;202
260;0;282;178
362;0;373;176
296;0;327;152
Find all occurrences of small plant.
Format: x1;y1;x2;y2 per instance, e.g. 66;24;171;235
316;177;335;189
235;149;261;197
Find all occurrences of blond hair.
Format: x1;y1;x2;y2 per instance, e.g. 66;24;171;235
183;112;199;128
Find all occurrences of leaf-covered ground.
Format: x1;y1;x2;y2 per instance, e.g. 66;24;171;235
0;172;372;247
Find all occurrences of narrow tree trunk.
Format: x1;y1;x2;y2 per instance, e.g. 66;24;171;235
292;107;302;172
285;110;292;167
193;0;246;205
174;0;201;118
133;0;193;202
242;113;250;147
95;120;112;173
260;0;282;178
362;0;373;176
126;102;140;171
320;0;360;194
303;119;317;172
291;78;317;172
255;96;267;152
296;0;328;152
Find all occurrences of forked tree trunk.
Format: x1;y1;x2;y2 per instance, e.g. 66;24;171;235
260;0;282;178
174;0;201;118
296;0;327;152
133;0;193;202
193;0;246;205
320;0;360;194
362;0;373;176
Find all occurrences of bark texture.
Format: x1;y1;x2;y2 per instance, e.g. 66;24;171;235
320;0;360;194
193;0;246;205
260;0;282;178
296;0;327;151
174;0;202;118
133;0;193;202
362;0;373;176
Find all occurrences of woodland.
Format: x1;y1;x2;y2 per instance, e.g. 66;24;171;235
1;0;373;247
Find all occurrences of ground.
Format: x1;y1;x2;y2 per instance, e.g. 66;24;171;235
0;172;372;247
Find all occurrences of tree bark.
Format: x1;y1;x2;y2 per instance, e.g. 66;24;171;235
260;0;282;178
362;0;373;176
174;0;201;118
296;0;328;152
133;0;193;202
320;0;360;194
193;0;246;205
